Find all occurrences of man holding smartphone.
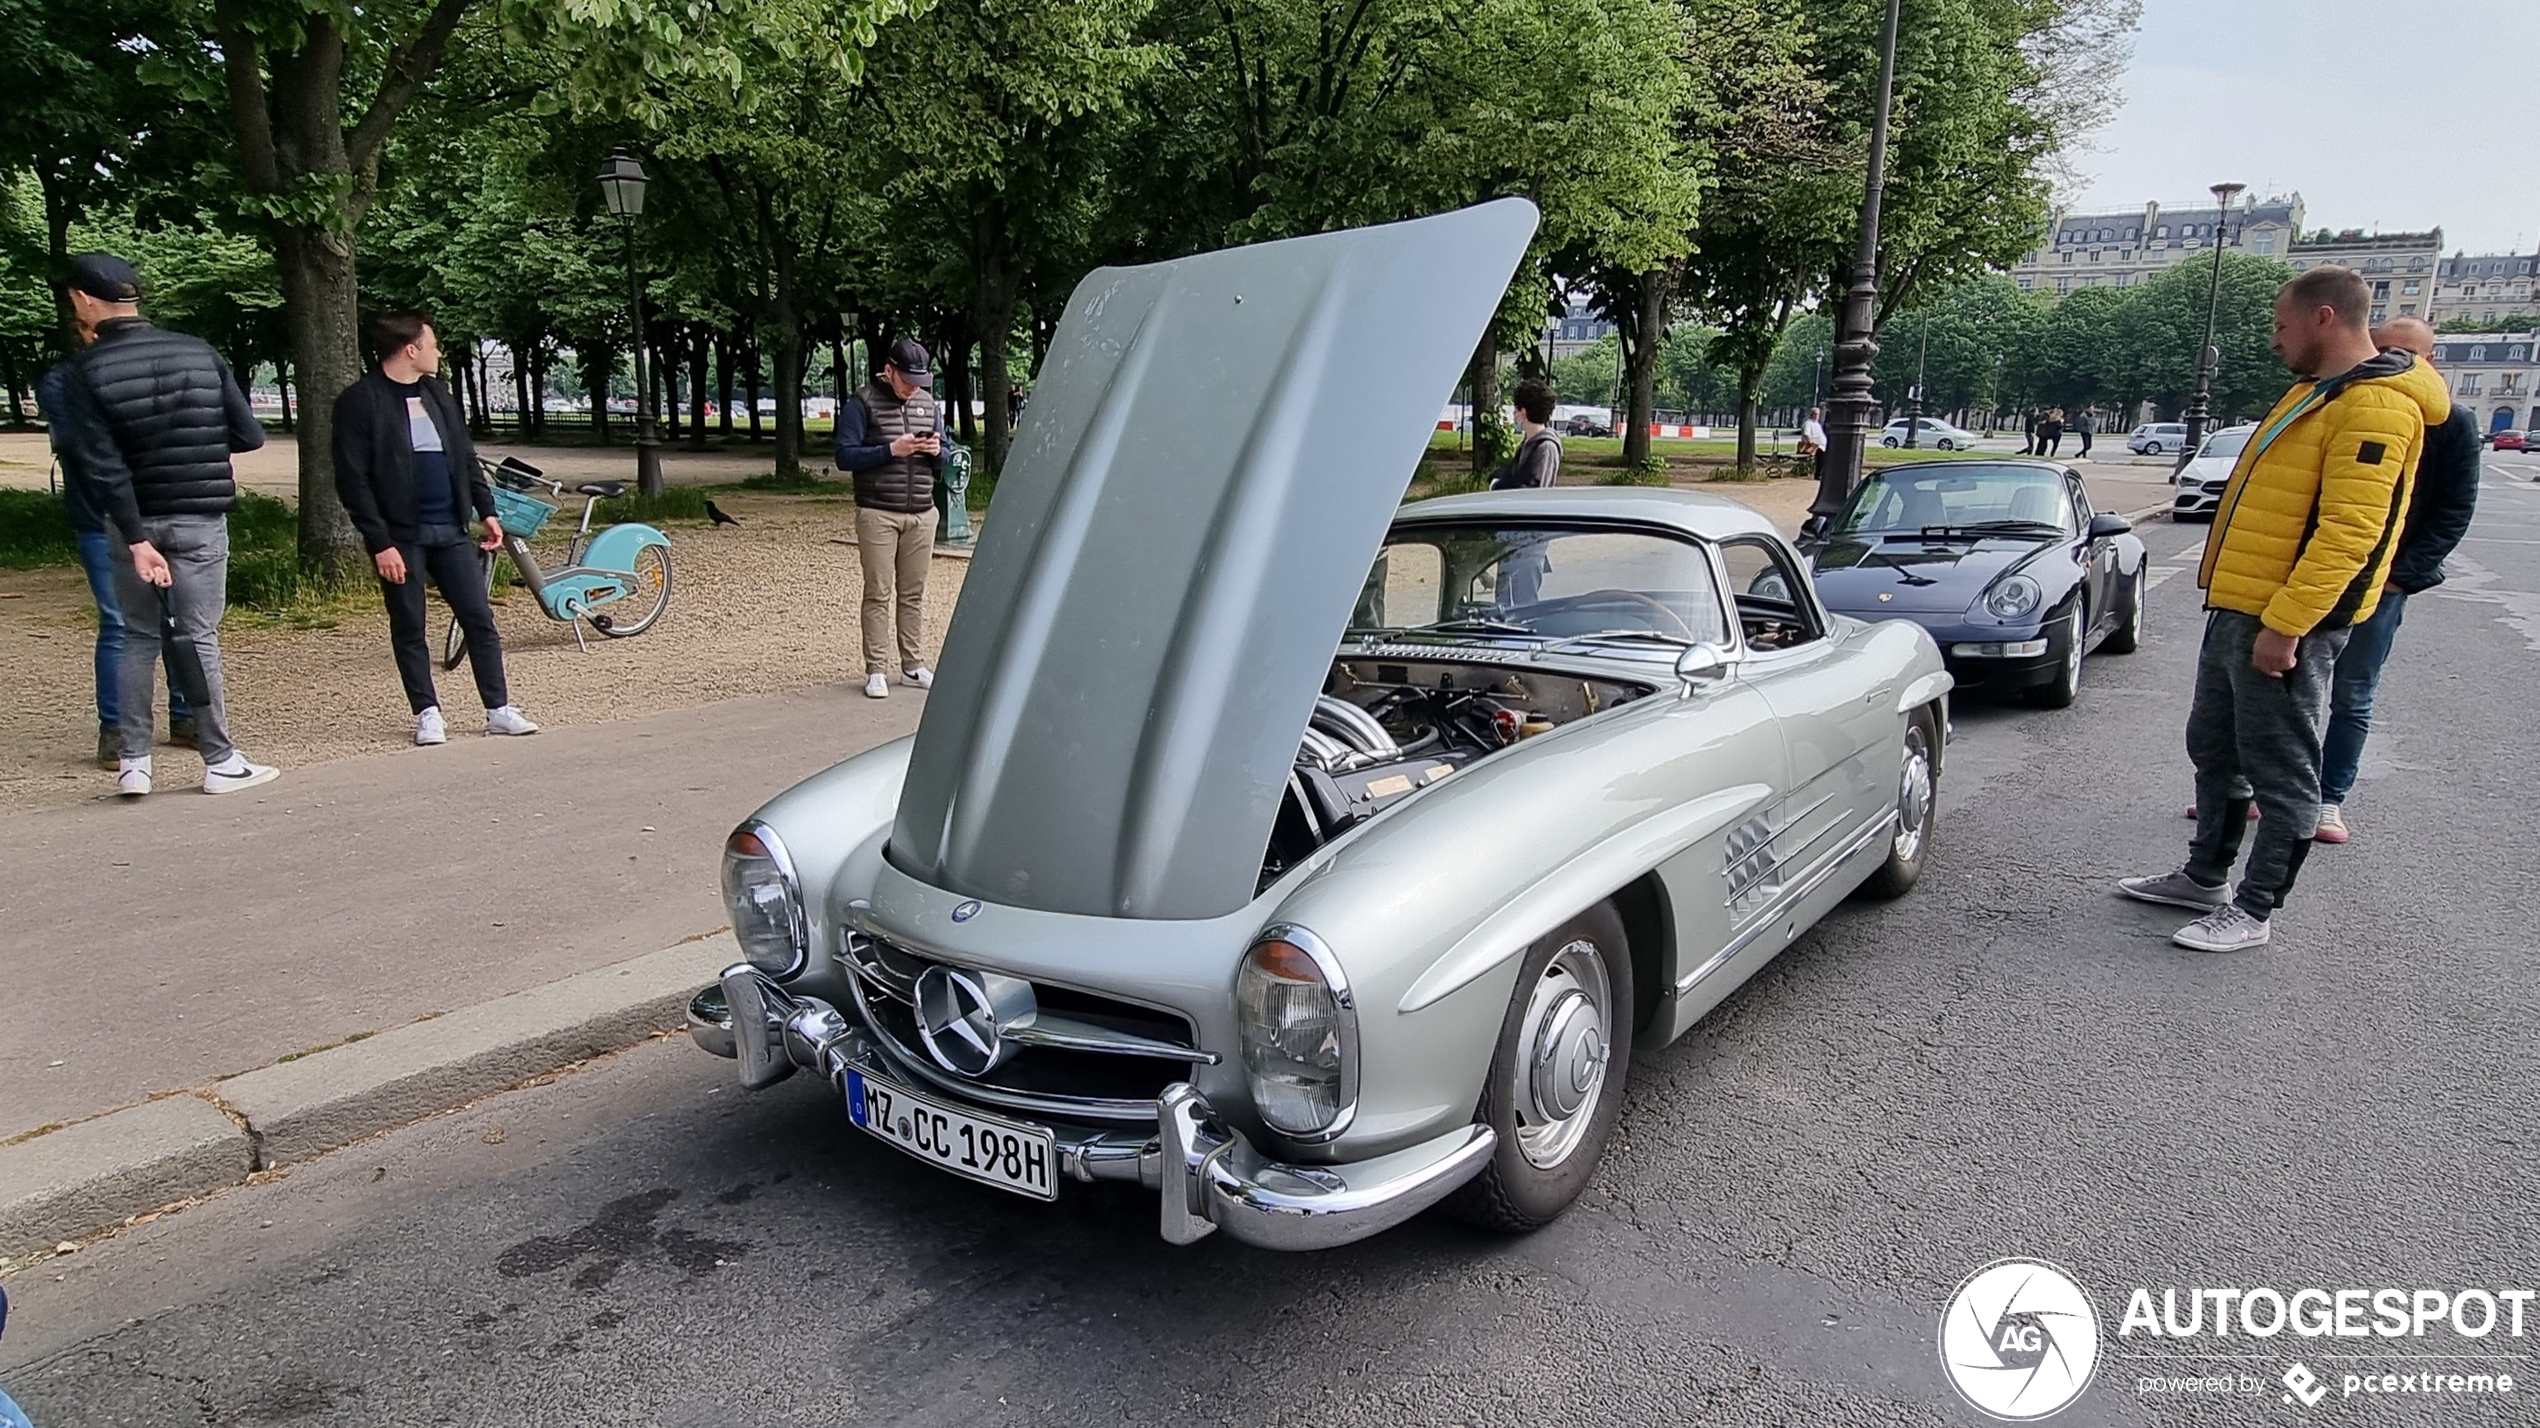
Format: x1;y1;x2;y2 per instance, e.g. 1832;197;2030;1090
835;337;945;699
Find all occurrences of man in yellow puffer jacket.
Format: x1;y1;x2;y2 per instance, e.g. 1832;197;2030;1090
2120;265;2451;953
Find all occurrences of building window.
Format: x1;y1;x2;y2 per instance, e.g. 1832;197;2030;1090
2473;346;2488;360
2373;281;2390;297
2511;346;2529;360
2371;306;2387;323
2487;310;2500;321
2126;227;2139;240
2016;275;2034;291
2459;375;2483;395
2502;374;2527;395
2403;280;2420;294
2253;236;2274;254
2113;275;2128;289
2055;276;2072;294
2061;252;2074;264
2089;250;2102;262
2155;225;2169;237
2120;249;2133;261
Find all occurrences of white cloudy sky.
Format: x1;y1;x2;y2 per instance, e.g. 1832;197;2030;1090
2070;0;2538;254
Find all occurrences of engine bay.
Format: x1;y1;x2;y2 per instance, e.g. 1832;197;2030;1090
1258;656;1655;889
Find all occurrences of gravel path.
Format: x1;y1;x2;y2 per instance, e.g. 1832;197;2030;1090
0;491;969;813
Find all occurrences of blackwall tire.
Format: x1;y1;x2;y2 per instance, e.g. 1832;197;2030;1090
1444;901;1634;1233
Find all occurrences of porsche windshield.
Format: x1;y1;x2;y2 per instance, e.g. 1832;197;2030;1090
1835;464;2075;538
1350;524;1731;644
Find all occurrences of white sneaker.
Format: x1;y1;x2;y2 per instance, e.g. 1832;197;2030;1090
864;673;889;699
902;667;934;689
202;757;280;795
415;707;448;745
2172;902;2273;953
485;705;540;736
117;757;152;798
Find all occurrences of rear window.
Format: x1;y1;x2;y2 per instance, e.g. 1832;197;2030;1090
2199;428;2252;458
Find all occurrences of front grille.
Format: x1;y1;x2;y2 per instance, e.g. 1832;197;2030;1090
838;929;1201;1125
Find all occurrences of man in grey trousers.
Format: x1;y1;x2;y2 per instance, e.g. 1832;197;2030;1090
54;253;279;797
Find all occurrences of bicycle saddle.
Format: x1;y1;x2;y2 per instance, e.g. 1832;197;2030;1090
575;481;627;499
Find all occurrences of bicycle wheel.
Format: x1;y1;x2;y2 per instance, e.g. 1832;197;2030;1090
593;544;672;638
442;549;497;670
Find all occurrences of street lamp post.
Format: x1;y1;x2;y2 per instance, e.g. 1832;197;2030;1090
598;148;664;500
1903;308;1931;447
1811;0;1904;523
2178;180;2247;476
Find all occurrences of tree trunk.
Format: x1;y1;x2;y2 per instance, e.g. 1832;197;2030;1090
1466;326;1501;479
512;343;531;438
0;340;23;423
688;327;708;446
745;336;763;441
272;224;364;577
771;246;804;479
587;346;611;442
976;281;1016;473
1735;371;1760;471
529;347;547;440
831;334;848;402
1617;267;1673;472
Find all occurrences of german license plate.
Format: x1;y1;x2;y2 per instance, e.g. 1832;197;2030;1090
846;1068;1057;1201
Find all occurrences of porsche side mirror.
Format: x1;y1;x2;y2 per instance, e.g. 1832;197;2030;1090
2087;512;2133;539
1675;642;1737;692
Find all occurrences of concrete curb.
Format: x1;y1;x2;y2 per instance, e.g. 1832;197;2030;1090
0;1095;252;1261
0;933;734;1260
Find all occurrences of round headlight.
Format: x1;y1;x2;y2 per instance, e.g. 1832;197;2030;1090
722;822;807;978
1984;574;2044;621
1235;928;1358;1140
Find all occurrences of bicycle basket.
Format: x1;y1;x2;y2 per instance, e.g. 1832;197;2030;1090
491;484;558;539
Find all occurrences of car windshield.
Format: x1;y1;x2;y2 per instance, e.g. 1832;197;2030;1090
2199;428;2252;459
1351;524;1732;644
1834;465;2075;538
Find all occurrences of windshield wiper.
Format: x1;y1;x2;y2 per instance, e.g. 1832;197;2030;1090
1547;628;1695;652
1412;617;1540;636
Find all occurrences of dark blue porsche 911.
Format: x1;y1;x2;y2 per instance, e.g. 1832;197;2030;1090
1799;459;2148;708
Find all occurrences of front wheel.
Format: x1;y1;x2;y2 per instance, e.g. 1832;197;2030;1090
1444;902;1633;1233
1881;436;1900;448
593;543;673;638
1859;708;1939;898
2023;602;2086;709
1936;437;1956;451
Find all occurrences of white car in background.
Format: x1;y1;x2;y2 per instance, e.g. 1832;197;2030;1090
2128;422;2189;456
1879;417;1981;450
2170;423;2255;521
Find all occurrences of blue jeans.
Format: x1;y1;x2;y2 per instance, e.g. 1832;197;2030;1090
75;528;190;729
2318;591;2406;805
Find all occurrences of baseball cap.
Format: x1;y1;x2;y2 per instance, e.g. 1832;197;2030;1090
68;252;142;303
885;337;933;389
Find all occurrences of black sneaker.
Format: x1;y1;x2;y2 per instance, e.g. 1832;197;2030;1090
168;714;198;749
96;724;119;770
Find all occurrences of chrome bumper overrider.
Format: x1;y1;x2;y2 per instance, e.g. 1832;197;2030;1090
689;965;1494;1250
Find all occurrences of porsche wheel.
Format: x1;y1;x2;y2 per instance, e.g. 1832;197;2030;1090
2100;568;2144;655
1860;708;1938;899
1445;901;1633;1233
2024;602;2085;709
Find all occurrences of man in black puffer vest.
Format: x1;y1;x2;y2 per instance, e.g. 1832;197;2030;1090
54;253;279;798
835;337;946;699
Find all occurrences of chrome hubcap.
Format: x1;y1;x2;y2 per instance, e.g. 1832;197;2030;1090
1895;728;1933;863
1515;939;1613;1169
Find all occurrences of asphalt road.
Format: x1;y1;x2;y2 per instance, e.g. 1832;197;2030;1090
8;460;2540;1426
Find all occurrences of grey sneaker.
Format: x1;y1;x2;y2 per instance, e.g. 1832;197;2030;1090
2117;869;2229;910
2172;902;2273;953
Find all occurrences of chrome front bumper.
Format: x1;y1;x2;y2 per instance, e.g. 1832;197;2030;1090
690;966;1494;1250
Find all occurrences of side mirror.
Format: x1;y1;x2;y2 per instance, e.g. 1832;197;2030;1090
2087;512;2133;539
1798;513;1828;540
1674;641;1736;691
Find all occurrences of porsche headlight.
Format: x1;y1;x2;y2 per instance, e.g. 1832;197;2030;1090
1984;574;2044;621
1236;927;1358;1140
721;821;807;979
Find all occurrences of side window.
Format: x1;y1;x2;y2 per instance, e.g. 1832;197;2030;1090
1717;538;1824;652
2068;478;2092;533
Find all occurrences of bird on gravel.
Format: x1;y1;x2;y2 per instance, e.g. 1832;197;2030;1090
706;499;740;526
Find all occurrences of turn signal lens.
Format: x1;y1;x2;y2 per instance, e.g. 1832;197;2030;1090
1236;933;1357;1138
722;824;806;979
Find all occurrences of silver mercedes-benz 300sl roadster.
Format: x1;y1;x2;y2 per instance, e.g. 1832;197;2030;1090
689;199;1952;1249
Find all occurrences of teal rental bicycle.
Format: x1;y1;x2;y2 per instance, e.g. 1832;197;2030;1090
442;455;674;669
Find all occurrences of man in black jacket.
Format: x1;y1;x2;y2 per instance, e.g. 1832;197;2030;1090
334;310;536;745
2314;316;2479;843
54;252;278;797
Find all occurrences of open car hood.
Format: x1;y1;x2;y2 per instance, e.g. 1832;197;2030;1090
888;200;1538;920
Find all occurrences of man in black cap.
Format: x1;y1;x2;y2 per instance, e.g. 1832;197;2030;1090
54;251;279;797
834;337;945;699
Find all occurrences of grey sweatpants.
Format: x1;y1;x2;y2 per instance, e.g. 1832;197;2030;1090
111;514;236;766
2184;609;2350;918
